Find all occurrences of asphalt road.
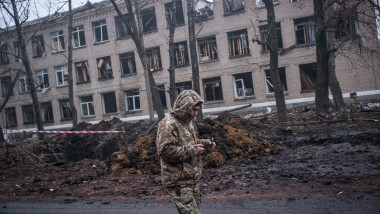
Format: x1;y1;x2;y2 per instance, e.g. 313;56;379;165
1;195;380;214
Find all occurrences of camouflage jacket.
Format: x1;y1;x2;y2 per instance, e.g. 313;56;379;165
156;90;208;187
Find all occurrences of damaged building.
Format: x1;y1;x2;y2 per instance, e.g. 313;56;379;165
0;0;379;130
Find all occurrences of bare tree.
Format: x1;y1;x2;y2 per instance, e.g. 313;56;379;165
109;0;165;121
262;0;288;122
67;0;77;127
1;0;45;139
186;0;203;121
167;0;177;108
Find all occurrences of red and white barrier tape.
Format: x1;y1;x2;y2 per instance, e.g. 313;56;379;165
2;129;125;134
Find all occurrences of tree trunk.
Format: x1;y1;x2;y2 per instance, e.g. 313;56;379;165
68;0;78;127
328;50;346;111
186;0;203;121
263;0;288;122
168;0;177;108
314;0;331;115
10;0;44;139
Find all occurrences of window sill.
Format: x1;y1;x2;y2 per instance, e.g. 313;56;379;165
165;23;186;29
300;89;315;94
223;9;245;17
6;124;17;128
125;109;142;114
57;85;69;88
266;91;289;98
77;81;91;85
52;50;65;54
23;122;35;125
116;36;131;41
33;55;44;58
81;115;95;119
234;96;255;101
142;29;158;35
296;43;316;48
43;121;55;124
150;68;162;72
199;59;219;64
229;54;251;59
73;45;87;49
93;40;109;45
204;100;224;105
60;118;73;121
103;112;118;116
175;63;190;68
98;77;114;81
121;73;137;78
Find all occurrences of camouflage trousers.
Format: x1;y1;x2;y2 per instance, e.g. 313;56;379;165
167;184;201;214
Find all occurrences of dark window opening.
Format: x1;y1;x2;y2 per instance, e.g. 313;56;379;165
115;15;130;38
198;36;218;62
19;74;29;93
120;52;136;75
294;16;315;45
32;35;45;57
175;81;192;97
153;85;167;109
174;41;189;66
0;44;9;65
55;65;68;87
97;56;113;79
59;99;72;120
36;69;49;90
75;61;90;83
228;29;250;57
335;17;357;40
93;20;108;43
223;0;244;14
203;77;223;101
102;92;117;114
141;7;157;33
259;22;283;51
165;0;185;26
51;30;65;52
72;25;86;47
299;63;317;91
22;104;34;124
41;102;54;123
1;76;13;96
265;68;288;94
13;42;21;62
125;89;140;111
146;47;162;71
233;72;254;98
5;107;17;127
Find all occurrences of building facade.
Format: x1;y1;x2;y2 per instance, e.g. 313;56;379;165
0;0;379;130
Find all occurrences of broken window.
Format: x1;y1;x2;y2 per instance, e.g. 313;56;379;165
5;107;17;127
335;17;357;40
259;22;283;51
93;20;108;43
175;81;192;97
233;72;254;98
75;61;90;83
203;77;223;101
256;0;278;7
1;76;13;96
36;69;49;90
141;7;157;33
97;56;113;79
18;73;29;93
124;89;140;111
198;36;218;62
72;25;86;48
165;0;185;26
294;16;315;45
59;99;72;120
51;30;65;52
80;96;95;116
13;41;21;62
146;47;162;71
120;52;136;75
40;102;54;123
0;44;9;65
223;0;244;15
32;35;45;57
265;68;288;94
195;0;214;22
228;29;250;57
55;65;68;86
102;92;117;114
22;104;34;124
299;63;317;91
174;41;189;66
115;15;130;39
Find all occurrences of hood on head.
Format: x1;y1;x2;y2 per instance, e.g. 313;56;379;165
171;90;204;122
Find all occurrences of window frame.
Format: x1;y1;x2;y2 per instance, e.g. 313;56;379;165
40;102;54;123
227;29;250;58
93;20;109;43
299;63;317;92
36;69;49;90
120;52;136;76
175;81;192;97
0;44;9;65
146;47;162;71
141;7;158;33
265;68;288;94
96;56;113;79
203;77;224;102
80;96;95;117
22;104;34;124
174;41;189;66
72;25;86;48
1;76;13;97
5;107;17;127
75;61;90;83
115;15;130;39
13;41;21;62
164;0;185;27
55;65;69;87
124;89;141;112
232;72;254;98
18;73;29;93
51;30;65;53
259;22;283;51
32;35;45;57
59;99;73;120
294;16;316;45
223;0;245;15
102;91;117;114
197;35;218;62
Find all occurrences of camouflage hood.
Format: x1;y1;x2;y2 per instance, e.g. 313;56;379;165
170;90;204;123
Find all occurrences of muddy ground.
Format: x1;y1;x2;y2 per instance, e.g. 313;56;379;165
0;102;379;209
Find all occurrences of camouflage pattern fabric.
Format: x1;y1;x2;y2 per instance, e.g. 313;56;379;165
167;184;201;214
